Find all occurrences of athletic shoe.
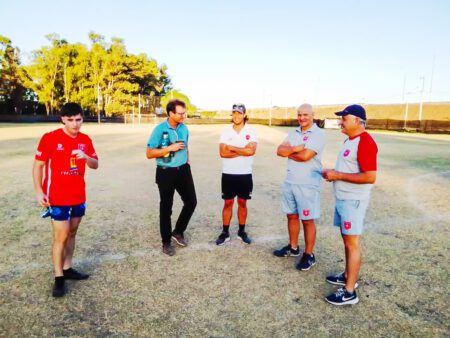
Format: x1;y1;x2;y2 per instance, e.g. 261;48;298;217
162;243;175;256
237;231;252;244
325;287;359;306
172;233;188;247
63;268;89;280
52;277;66;298
215;231;230;246
326;272;359;289
295;253;316;271
273;244;300;257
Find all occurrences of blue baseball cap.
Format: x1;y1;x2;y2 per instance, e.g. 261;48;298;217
335;104;366;120
232;103;246;114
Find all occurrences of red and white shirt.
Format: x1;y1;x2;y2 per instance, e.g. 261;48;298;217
334;131;378;200
35;128;98;206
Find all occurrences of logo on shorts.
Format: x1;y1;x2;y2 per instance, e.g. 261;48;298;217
246;134;250;140
343;149;350;157
344;221;352;230
303;136;309;142
303;209;310;217
36;150;42;156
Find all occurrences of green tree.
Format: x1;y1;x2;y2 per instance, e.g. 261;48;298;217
22;34;67;114
160;89;197;115
0;35;26;114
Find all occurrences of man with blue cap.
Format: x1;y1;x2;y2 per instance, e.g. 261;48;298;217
322;104;378;305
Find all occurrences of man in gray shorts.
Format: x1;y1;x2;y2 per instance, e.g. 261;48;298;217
273;103;326;271
322;104;378;306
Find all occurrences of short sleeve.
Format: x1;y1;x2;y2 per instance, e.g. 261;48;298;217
147;126;163;148
357;132;378;172
35;133;51;161
249;126;258;142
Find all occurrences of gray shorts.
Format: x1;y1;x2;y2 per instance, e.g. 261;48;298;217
333;199;370;235
281;182;320;220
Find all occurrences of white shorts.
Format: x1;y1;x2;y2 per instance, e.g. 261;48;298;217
281;182;320;220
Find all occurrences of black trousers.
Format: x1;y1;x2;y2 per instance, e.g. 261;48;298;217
156;163;197;244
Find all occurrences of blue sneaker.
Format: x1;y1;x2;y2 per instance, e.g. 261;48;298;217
237;231;252;244
326;272;359;289
295;253;316;271
325;287;359;306
215;231;230;246
273;245;300;257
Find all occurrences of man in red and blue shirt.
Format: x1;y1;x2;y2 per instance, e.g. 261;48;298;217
33;103;98;297
322;104;378;306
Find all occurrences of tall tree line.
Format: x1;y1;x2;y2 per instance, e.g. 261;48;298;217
0;32;172;116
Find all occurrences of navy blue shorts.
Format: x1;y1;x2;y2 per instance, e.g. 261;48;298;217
41;203;86;221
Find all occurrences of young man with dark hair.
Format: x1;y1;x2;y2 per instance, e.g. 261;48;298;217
216;103;257;245
146;99;197;256
322;104;378;306
33;102;99;297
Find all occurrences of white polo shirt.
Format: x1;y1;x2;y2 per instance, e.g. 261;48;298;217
220;123;258;175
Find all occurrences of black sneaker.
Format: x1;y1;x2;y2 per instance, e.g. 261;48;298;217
63;268;89;280
237;231;252;245
162;243;176;256
295;253;316;271
52;276;66;298
325;287;359;306
326;272;359;289
273;244;300;257
215;231;230;246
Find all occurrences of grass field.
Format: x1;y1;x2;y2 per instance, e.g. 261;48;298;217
0;123;449;337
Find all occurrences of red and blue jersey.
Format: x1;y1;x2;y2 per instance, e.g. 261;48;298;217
35;128;98;206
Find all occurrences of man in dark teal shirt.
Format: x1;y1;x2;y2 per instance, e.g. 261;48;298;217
146;99;197;256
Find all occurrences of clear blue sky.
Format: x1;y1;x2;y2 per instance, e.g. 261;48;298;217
1;0;449;110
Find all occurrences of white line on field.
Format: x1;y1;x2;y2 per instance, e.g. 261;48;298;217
0;235;287;282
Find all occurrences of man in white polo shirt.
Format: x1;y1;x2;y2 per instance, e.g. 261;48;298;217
274;103;326;271
322;104;378;306
216;103;258;245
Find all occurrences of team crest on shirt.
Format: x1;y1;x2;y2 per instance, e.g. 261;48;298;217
303;136;309;142
77;144;86;151
303;209;310;217
344;221;352;230
343;149;351;157
246;134;250;140
57;143;64;151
